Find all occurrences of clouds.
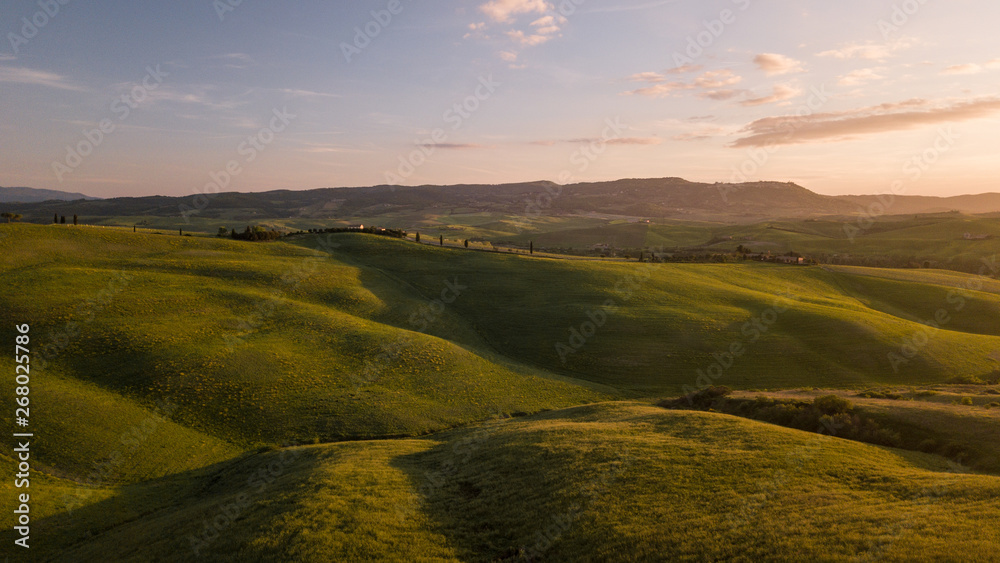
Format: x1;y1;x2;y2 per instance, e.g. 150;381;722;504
430;143;488;150
942;63;983;75
429;137;662;148
837;68;884;86
624;64;803;109
625;81;692;98
941;60;1000;75
694;69;742;88
0;66;85;91
625;65;703;83
479;0;551;23
470;0;567;65
731;97;1000;148
627;71;670;82
624;67;742;98
753;53;805;76
506;29;552;46
817;39;915;61
209;53;256;69
740;84;801;107
278;88;342;100
549;136;662;146
530;15;561;34
672;127;724;142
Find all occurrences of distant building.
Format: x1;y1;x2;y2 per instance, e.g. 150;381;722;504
964;233;991;240
745;252;804;264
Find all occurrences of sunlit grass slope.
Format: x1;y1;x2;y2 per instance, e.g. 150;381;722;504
0;224;610;456
498;214;1000;272
9;402;999;562
304;233;1000;394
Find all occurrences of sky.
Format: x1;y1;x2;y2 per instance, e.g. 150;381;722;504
1;0;999;198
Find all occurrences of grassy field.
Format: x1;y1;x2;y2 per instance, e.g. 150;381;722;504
0;225;610;456
77;208;1000;276
293;232;1000;394
732;386;1000;473
5;402;999;561
2;223;999;560
494;213;1000;270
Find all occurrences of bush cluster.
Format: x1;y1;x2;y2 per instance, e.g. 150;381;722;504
231;226;282;242
661;389;902;448
287;226;407;239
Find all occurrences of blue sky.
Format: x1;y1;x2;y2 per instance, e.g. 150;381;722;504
1;0;999;198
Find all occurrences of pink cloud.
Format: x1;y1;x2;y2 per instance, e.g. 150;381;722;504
480;0;551;23
740;84;801;106
732;97;1000;147
753;53;805;76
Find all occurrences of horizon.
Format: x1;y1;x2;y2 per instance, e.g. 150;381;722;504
2;1;999;199
6;176;1000;202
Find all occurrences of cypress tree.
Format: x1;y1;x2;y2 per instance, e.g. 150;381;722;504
439;235;443;246
60;216;66;224
464;239;469;248
73;214;78;225
53;213;58;223
530;241;534;254
415;232;420;243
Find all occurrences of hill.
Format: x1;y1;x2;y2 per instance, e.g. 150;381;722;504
3;224;998;420
6;178;1000;228
0;225;611;460
2;224;999;560
295;232;1000;393
493;213;1000;274
0;186;99;203
5;402;998;561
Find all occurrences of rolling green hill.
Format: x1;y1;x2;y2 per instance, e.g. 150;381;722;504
2;223;999;560
486;213;999;277
0;225;610;457
293;232;1000;394
5;402;999;561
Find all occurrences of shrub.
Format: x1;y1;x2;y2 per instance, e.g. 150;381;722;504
949;374;985;385
918;439;938;453
814;394;853;415
660;385;731;409
858;389;901;400
960;397;974;406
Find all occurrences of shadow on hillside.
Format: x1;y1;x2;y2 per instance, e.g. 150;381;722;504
387;431;539;562
386;414;631;562
2;446;325;561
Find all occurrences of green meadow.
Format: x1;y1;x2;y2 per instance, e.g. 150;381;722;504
2;223;999;561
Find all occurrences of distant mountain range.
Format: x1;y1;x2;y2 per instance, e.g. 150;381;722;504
4;178;1000;223
0;186;100;203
